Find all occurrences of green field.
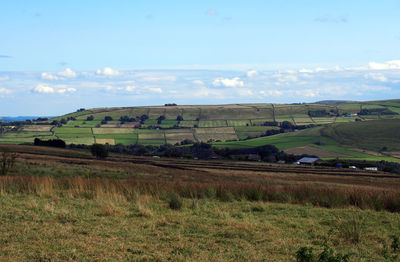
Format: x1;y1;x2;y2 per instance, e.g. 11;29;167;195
2;100;400;161
63;120;102;128
198;120;227;128
54;127;92;135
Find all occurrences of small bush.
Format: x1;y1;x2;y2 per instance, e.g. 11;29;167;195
391;235;400;253
90;144;109;159
296;244;350;262
169;193;182;210
296;246;315;262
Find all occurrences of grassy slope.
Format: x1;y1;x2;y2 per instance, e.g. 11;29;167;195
1;145;400;260
214;119;400;162
2;100;400;152
1;194;398;261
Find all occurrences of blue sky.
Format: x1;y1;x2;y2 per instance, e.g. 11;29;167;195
0;0;400;116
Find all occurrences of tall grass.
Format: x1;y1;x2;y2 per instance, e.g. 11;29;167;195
1;176;400;212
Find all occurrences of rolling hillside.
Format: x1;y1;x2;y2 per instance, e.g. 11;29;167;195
1;99;400;161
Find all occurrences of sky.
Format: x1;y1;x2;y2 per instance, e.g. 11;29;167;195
0;0;400;116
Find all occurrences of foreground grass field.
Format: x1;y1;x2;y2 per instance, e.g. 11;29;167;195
1;191;399;261
1;145;400;261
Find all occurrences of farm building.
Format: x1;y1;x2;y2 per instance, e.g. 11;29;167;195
364;167;378;171
297;157;320;165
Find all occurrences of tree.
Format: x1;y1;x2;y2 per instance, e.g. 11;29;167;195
104;116;113;121
140;114;149;123
157;115;166;124
87;115;94;121
90;144;109;159
281;121;295;129
176;115;184;121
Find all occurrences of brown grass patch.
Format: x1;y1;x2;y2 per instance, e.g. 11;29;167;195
95;138;115;145
23;125;52;132
284;145;349;158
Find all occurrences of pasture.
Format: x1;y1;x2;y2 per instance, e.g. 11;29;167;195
1;145;400;261
2;100;400;162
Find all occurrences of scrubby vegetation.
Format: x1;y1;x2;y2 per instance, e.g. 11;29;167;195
1;144;400;260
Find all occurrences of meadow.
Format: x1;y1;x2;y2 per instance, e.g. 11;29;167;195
1;145;400;261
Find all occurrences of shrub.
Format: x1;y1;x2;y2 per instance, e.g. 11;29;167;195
169;193;182;210
296;246;315;262
296;244;350;262
90;144;109;159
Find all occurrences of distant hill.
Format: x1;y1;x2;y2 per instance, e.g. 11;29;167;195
314;100;356;104
1;99;400;162
0;116;55;122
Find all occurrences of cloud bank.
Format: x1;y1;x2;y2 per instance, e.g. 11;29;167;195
1;60;399;115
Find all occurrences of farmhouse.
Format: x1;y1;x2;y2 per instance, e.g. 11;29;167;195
297;157;320;165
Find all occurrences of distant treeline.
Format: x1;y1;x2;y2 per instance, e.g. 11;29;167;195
34;138;66;148
69;142;299;163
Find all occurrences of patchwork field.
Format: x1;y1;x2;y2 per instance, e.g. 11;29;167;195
92;128;134;135
2;100;400;162
22;125;53;132
94;138;115;145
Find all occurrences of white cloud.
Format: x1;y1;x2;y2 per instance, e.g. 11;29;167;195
296;89;320;98
246;70;259;78
147;87;162;93
192;80;204;85
58;68;77;78
0;76;10;81
125;86;137;92
364;72;388;82
272;72;298;85
33;84;54;93
33;84;77;94
41;68;77;80
213;77;244;88
0;87;11;94
366;60;400;70
41;72;60;80
299;68;313;73
57;87;76;94
193;87;226;98
96;67;121;76
259;90;284;96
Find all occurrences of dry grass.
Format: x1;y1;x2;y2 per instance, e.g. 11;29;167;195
284;145;349;158
22;125;53;132
94;138;115;145
1;191;399;261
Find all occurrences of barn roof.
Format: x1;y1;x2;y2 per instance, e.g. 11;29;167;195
298;157;319;164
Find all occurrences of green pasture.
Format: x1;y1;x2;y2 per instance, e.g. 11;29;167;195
198;120;227;128
54;127;92;135
64;120;101;127
227;120;251;126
